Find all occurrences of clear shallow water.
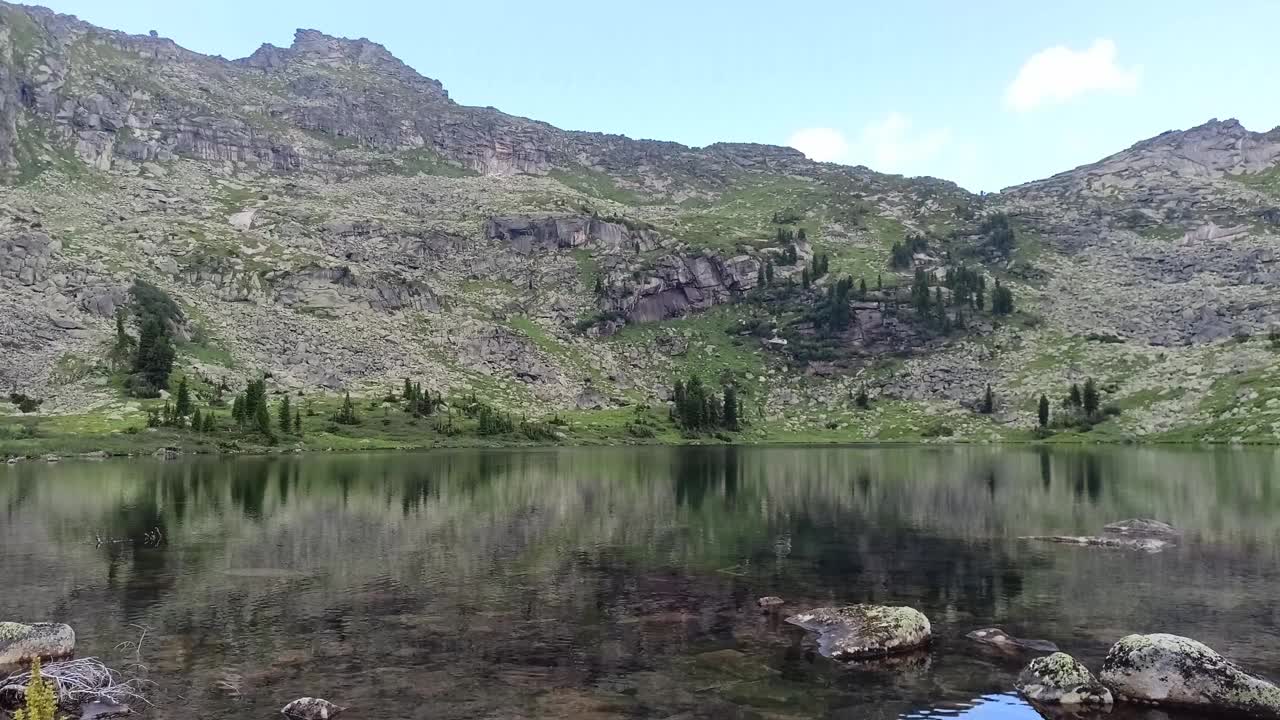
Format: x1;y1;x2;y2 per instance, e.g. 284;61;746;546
3;446;1280;719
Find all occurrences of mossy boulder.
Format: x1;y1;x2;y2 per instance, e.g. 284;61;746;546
1101;633;1280;717
1015;652;1113;706
784;604;931;661
0;622;75;665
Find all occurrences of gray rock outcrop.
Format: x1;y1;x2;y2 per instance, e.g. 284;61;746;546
1101;633;1280;717
1015;652;1113;707
785;605;931;661
0;621;76;665
281;697;345;720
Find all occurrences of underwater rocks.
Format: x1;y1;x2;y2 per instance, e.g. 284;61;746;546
785;604;931;661
1101;633;1280;718
1021;518;1180;553
1015;652;1113;707
756;596;785;613
966;628;1059;654
281;697;346;720
0;622;75;665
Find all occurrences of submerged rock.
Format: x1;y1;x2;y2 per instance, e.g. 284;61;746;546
281;697;345;720
1101;633;1280;717
756;596;785;613
966;628;1059;653
1015;652;1113;707
1102;519;1181;540
0;622;76;665
785;604;931;661
1020;535;1170;553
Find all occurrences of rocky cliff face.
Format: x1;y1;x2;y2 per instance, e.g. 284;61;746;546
2;2;1280;442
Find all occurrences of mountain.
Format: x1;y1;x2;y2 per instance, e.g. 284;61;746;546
2;1;1279;447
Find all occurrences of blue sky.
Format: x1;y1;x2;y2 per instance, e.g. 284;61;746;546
32;0;1280;191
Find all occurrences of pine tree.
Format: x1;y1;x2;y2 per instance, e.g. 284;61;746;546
765;261;775;284
1068;383;1083;409
232;394;246;427
279;394;292;433
192;407;203;432
133;316;175;392
174;376;192;419
801;268;810;289
955;307;965;329
294;409;302;435
976;275;986;310
335;391;359;425
756;263;766;287
858;277;867;299
876;274;883;292
1083;377;1100;418
109;308;137;371
855;386;869;409
403;378;413;401
255;395;273;438
992;279;1015;315
1038;394;1050;428
723;385;739;431
980;385;994;414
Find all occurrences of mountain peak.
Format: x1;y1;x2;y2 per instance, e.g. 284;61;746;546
237;27;447;98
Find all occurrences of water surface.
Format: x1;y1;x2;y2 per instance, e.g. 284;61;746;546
3;446;1279;719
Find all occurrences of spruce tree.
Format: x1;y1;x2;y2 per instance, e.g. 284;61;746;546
756;263;766;287
1068;383;1083;409
203;411;216;432
403;378;413;401
255;395;273;439
765;261;775;284
1083;377;1100;418
980;385;994;414
1038;394;1050;428
294;409;302;435
232;394;246;427
279;394;292;433
858;277;867;298
175;376;192;419
801;268;810;289
723;385;739;431
192;407;203;433
133;316;175;392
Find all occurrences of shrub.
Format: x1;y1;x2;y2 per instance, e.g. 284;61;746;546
627;423;656;438
921;423;954;438
13;658;57;720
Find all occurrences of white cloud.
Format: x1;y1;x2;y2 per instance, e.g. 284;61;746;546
857;112;952;172
1004;38;1140;112
787;113;951;176
786;127;849;163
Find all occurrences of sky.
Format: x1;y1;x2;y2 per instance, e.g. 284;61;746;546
29;0;1280;192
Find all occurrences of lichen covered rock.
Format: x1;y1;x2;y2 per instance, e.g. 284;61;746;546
281;697;345;720
0;622;76;665
785;604;931;661
1101;633;1280;717
1015;652;1113;706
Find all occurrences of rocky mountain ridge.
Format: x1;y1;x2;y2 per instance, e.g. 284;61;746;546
3;1;1280;444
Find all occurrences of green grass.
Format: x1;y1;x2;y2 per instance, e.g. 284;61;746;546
1233;165;1280;197
549;167;652;205
388;148;478;178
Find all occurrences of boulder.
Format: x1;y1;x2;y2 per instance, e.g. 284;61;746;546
281;697;345;720
756;596;785;613
0;622;76;665
1101;633;1280;717
966;628;1059;653
1015;652;1113;707
785;604;931;661
1101;519;1180;540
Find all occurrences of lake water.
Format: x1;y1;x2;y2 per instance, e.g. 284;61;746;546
3;446;1280;720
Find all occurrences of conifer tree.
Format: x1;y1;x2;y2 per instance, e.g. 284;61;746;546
1083;377;1100;418
801;268;810;289
765;260;775;284
403;378;413;401
255;395;273;439
723;385;739;431
175;376;192;419
203;411;216;432
1038;393;1050;428
192;407;203;433
855;386;869;409
756;263;766;287
858;277;867;299
279;394;292;433
1068;383;1083;409
980;385;994;414
294;409;302;435
133;316;175;393
232;394;246;427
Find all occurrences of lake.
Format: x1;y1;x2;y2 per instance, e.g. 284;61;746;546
3;446;1280;719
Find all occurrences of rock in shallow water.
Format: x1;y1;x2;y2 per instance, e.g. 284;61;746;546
966;627;1059;653
282;697;345;719
1101;633;1280;717
0;622;76;665
1101;518;1180;540
1015;652;1113;707
785;604;931;661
